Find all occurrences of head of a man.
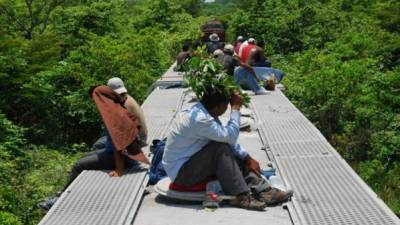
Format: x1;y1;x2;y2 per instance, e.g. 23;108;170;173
213;49;224;58
236;36;244;43
209;33;220;42
248;38;256;45
107;77;128;98
223;44;234;55
200;86;230;117
182;43;190;52
257;39;265;49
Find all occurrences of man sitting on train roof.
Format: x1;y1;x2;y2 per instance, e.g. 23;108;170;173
234;38;285;92
38;78;150;211
238;38;256;63
175;43;191;72
206;33;224;54
234;35;245;55
216;44;255;78
162;86;293;211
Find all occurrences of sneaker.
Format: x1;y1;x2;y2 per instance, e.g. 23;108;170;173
229;193;266;211
258;187;294;205
255;87;268;95
38;195;59;211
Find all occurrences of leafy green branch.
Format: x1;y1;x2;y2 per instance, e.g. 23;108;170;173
182;47;250;106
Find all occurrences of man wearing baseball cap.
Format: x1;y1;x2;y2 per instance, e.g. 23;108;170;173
38;77;149;211
206;33;224;54
107;77;148;148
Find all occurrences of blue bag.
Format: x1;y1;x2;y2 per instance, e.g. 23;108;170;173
149;139;167;185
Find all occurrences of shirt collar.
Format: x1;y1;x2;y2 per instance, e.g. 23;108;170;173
194;102;208;114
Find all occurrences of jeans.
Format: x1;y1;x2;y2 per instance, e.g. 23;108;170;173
252;67;285;82
64;137;138;189
234;68;262;92
233;67;286;92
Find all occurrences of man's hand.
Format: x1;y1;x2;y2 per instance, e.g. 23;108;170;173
230;93;243;110
127;151;150;165
246;156;261;177
109;169;123;177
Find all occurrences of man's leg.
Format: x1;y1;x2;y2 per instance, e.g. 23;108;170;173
174;142;267;211
237;158;294;205
174;141;249;195
65;149;116;188
253;67;285;82
38;149;116;211
234;67;262;93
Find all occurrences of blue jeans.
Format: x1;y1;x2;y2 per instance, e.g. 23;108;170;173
252;67;285;82
234;67;285;92
234;68;262;92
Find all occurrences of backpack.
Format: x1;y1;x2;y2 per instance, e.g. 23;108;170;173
149;139;167;185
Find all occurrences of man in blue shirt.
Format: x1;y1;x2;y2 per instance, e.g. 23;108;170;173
163;87;293;210
162;87;259;210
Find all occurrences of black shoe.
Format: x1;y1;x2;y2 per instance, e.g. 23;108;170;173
38;195;59;211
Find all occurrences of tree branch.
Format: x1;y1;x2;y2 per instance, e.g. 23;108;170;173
0;5;28;33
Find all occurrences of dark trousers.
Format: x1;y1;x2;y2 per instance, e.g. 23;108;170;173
65;150;114;188
174;141;250;195
65;149;136;189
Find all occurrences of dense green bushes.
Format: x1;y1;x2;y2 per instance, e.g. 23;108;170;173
1;0;399;223
1;0;208;146
0;112;79;225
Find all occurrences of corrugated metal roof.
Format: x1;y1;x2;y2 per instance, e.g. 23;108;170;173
251;89;400;225
38;167;147;225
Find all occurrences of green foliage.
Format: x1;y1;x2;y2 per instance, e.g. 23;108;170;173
183;48;250;106
1;0;398;222
0;0;210;146
0;0;66;39
0;112;81;224
0;211;22;225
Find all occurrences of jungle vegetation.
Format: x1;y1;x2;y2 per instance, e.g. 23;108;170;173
0;0;398;224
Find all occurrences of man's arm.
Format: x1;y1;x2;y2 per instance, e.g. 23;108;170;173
109;149;125;177
235;55;260;83
196;94;244;145
231;143;249;159
197;111;241;145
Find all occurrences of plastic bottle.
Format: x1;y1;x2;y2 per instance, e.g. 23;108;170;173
269;175;285;190
261;162;276;178
203;192;219;209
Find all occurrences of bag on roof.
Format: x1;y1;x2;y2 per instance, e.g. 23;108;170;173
149;138;167;185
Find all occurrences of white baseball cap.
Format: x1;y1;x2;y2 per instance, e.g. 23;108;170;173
107;77;127;94
248;38;256;44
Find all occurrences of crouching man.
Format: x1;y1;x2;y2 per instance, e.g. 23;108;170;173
162;87;292;211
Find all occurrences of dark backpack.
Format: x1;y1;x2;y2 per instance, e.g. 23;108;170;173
149;139;167;185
